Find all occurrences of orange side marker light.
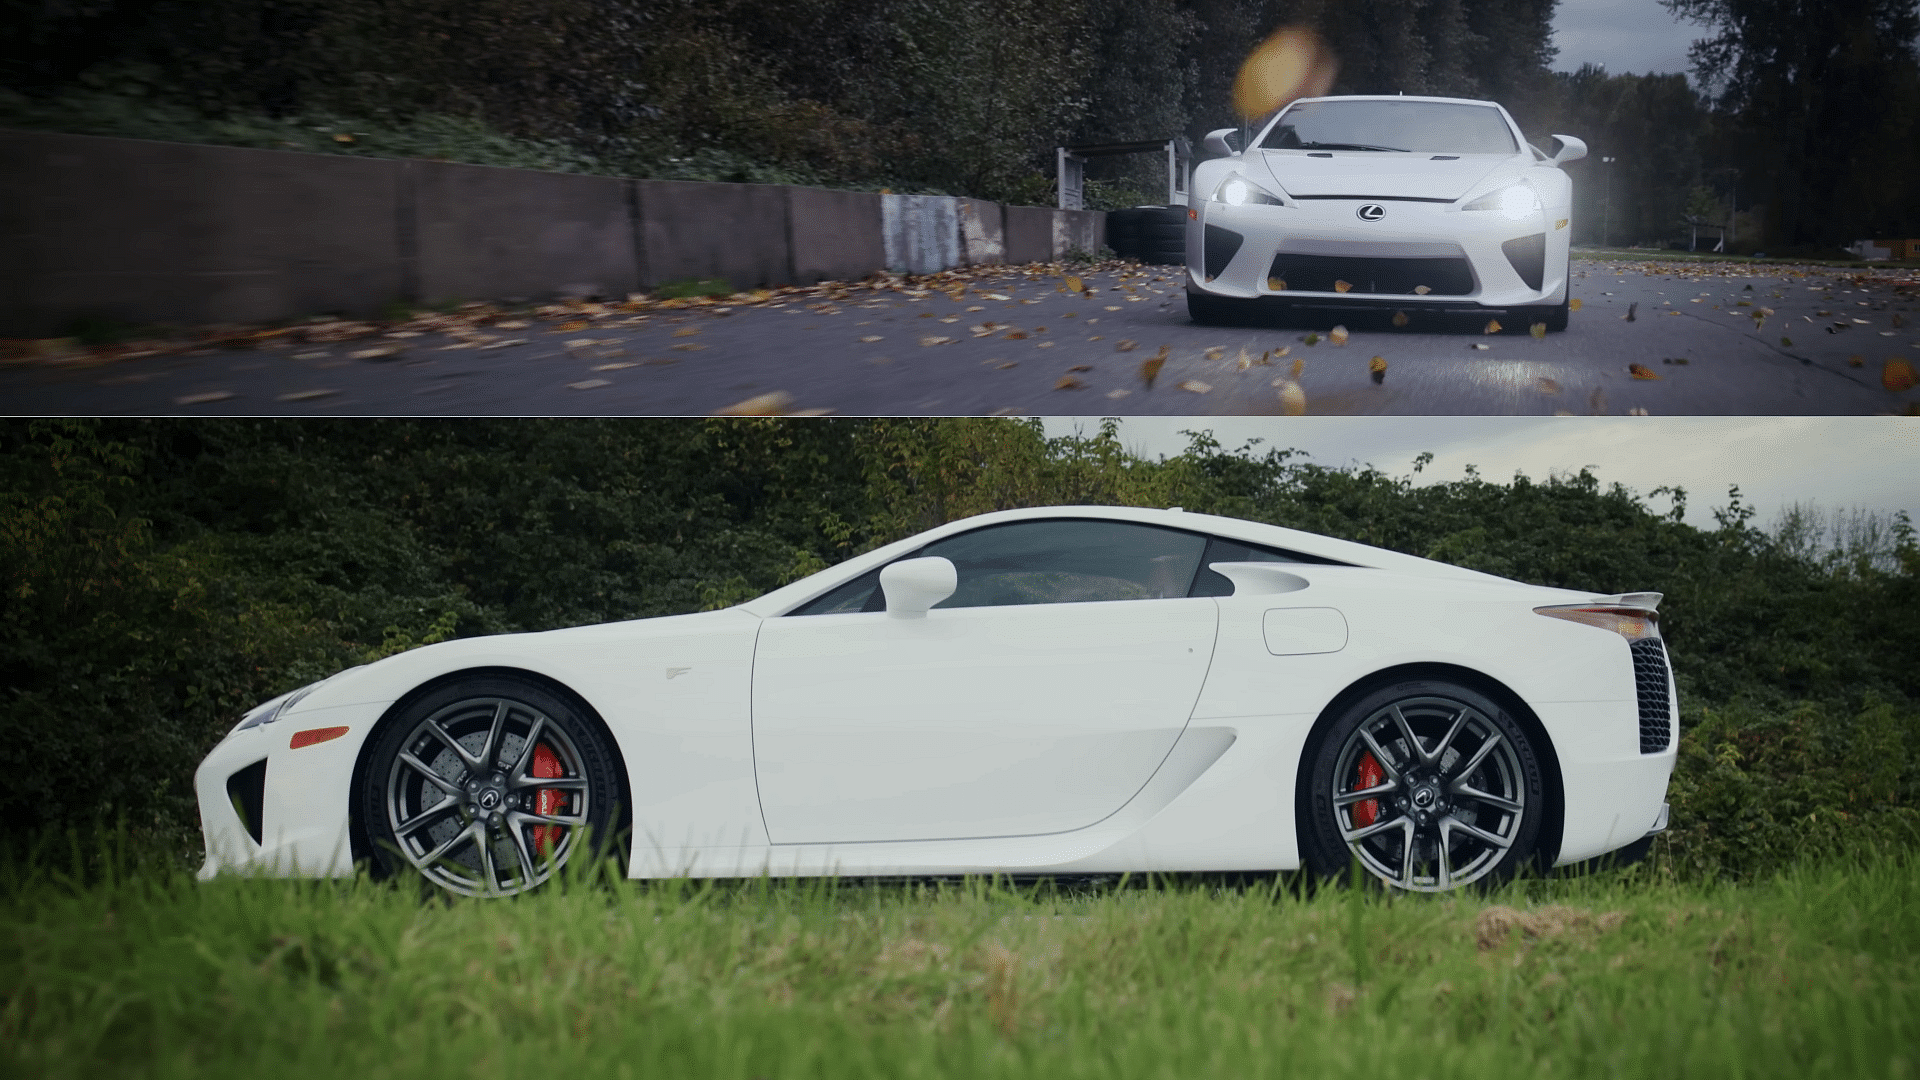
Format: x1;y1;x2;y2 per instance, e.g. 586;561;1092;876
289;726;349;749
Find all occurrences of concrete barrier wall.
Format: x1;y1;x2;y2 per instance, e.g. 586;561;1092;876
416;160;638;304
0;129;1112;336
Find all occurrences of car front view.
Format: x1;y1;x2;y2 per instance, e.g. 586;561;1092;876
1187;95;1586;329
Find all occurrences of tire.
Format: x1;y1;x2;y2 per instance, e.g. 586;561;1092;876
1141;222;1187;243
1518;258;1572;331
360;675;625;897
1301;679;1545;892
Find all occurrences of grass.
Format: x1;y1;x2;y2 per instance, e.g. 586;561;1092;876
3;839;1914;1080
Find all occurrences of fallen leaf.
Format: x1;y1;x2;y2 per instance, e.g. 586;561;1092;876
1268;277;1288;291
1105;305;1122;311
1116;340;1138;352
983;293;1011;301
672;343;706;352
1004;331;1028;340
494;320;530;330
997;361;1018;369
672;327;701;337
1392;311;1409;328
966;305;985;312
568;379;611;390
1537;377;1560;394
1333;280;1353;293
349;345;405;361
714;391;793;415
1624;303;1638;322
1849;354;1865;367
1068;364;1093;372
1141;346;1168;389
480;339;528;350
174;391;235;405
292;351;329;360
1273;345;1290;358
1413;285;1432;295
1628;363;1660;380
1530;322;1547;339
1305;332;1320;346
1278;380;1306;414
1055;375;1087;390
1484;319;1502;334
1292;356;1305;379
1176;379;1212;393
1065;275;1084;293
1886;358;1918;392
859;335;883;343
920;336;954;346
592;362;640;371
1781;336;1794;346
1329;325;1349;345
1036;341;1055;348
1205;346;1225;360
557;319;589;332
277;389;337;402
1106;388;1132;399
1569;298;1582;311
1471;343;1490;350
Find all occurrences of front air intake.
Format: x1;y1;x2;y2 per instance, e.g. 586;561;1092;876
1501;233;1547;290
1631;639;1672;753
227;758;267;845
1204;225;1243;280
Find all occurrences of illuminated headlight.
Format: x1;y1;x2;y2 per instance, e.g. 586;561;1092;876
1212;175;1285;206
1463;183;1542;219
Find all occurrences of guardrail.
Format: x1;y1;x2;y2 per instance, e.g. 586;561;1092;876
0;129;1105;336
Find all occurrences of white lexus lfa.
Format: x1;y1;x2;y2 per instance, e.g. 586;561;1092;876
196;504;1673;896
1188;95;1586;330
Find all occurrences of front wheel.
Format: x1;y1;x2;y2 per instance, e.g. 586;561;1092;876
360;676;624;897
1301;680;1545;891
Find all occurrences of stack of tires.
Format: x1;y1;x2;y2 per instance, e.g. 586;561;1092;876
1105;206;1187;265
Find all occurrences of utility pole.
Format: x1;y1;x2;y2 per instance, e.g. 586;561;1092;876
1601;156;1616;248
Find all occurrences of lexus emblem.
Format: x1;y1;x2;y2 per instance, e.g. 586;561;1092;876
1357;203;1386;221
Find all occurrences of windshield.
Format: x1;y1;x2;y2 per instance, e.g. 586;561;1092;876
1262;100;1518;155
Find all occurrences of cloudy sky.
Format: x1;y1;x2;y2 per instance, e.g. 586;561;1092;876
1550;0;1702;77
1037;417;1918;531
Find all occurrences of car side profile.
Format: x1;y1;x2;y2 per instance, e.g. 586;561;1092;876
196;505;1673;896
1187;95;1586;330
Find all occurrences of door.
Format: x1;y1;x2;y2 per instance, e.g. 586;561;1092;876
751;519;1221;844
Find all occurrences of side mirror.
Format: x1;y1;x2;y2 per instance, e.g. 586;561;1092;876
1548;135;1587;167
1204;128;1239;157
880;556;957;619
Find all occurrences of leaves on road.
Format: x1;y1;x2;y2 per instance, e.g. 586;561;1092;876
920;336;954;346
1624;303;1637;322
1277;380;1306;414
1368;356;1387;384
1333;280;1353;293
1885;358;1917;392
349;345;405;361
1116;340;1138;352
1529;323;1546;339
1413;285;1432;295
859;335;883;343
1569;298;1582;311
1484;319;1502;334
714;391;794;415
1268;277;1288;291
1628;363;1660;380
1141;345;1168;389
276;389;337;402
1176;379;1212;393
1392;311;1408;327
568;379;611;390
1537;377;1560;394
1055;375;1087;390
1329;325;1349;345
174;391;235;405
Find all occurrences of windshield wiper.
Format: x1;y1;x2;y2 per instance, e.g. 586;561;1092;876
1297;142;1408;152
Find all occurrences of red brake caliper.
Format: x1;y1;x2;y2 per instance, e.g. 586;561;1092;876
530;743;565;856
1353;751;1384;827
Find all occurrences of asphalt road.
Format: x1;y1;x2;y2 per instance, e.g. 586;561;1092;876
4;255;1916;416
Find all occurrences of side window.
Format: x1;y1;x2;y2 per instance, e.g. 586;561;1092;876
788;566;884;615
1188;537;1347;597
920;520;1208;609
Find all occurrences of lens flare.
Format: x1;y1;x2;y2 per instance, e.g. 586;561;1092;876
1232;26;1339;121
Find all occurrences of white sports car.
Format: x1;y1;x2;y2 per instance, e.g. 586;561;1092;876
196;505;1673;896
1187;95;1586;329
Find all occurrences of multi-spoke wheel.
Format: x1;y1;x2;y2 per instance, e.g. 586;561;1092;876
1303;680;1545;892
360;677;622;897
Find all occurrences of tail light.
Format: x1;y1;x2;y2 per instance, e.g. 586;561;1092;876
1533;592;1662;640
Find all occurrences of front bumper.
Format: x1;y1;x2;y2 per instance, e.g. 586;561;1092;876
1188;198;1568;310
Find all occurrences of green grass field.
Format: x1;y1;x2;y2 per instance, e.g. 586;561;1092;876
3;845;1914;1080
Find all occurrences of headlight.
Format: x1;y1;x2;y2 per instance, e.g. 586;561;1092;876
230;679;325;734
1211;175;1285;206
1463;183;1541;219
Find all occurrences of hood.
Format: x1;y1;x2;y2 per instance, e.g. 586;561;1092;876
1257;150;1519;201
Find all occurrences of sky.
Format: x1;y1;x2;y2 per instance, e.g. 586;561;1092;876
1037;417;1919;531
1550;0;1702;77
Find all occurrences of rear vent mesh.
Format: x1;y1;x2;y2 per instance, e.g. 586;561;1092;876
1631;639;1672;753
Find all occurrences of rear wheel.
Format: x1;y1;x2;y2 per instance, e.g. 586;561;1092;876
361;676;623;897
1302;680;1545;892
